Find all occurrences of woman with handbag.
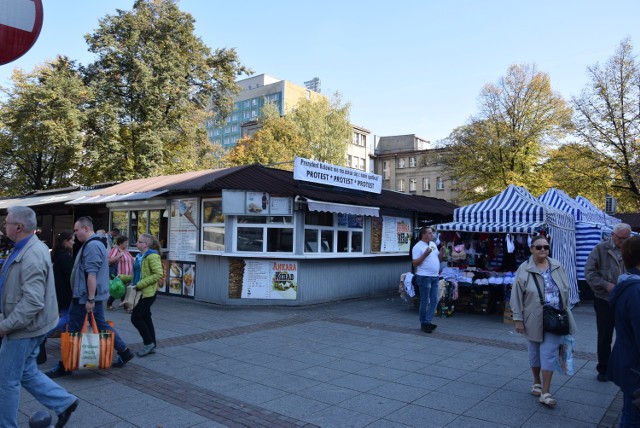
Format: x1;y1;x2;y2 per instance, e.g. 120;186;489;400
106;235;134;311
119;233;163;357
510;235;577;408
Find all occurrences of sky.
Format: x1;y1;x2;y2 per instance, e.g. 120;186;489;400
2;0;640;143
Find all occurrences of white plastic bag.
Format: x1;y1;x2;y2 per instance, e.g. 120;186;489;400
555;334;574;376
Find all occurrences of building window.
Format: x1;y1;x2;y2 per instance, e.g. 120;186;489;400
451;178;458;189
251;110;258;118
304;211;363;254
397;158;406;169
409;157;417;167
409;178;417;192
436;177;444;190
235;216;293;253
423;177;430;191
244;100;250;108
111;209;168;250
202;199;224;251
398;179;405;192
347;155;353;167
252;99;258;106
383;161;390;180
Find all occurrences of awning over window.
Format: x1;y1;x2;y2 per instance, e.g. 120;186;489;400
306;198;379;217
68;190;169;205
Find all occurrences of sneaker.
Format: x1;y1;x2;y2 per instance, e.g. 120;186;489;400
47;361;72;378
428;323;438;331
136;343;156;357
112;348;134;368
56;399;79;428
421;323;434;333
106;306;116;311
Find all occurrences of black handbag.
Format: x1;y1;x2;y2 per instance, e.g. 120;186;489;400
532;273;570;336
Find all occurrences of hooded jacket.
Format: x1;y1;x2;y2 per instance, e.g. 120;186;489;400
607;267;640;394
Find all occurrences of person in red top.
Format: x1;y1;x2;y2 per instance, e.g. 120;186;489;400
106;235;134;311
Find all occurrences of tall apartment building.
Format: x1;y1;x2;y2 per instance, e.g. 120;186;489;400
206;74;323;149
207;73;372;172
373;134;459;203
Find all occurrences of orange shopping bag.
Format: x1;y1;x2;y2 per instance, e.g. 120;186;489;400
60;313;115;370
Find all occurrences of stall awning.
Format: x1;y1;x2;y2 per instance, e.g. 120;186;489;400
68;190;169;205
436;221;545;234
306;198;379;217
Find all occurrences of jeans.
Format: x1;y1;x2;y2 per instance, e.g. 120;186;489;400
594;297;615;374
131;295;157;346
0;334;77;427
68;300;127;353
417;275;439;324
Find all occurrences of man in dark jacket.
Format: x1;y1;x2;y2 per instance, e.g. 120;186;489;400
608;235;640;426
585;223;631;381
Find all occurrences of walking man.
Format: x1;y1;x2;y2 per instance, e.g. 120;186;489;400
412;227;441;333
0;206;79;427
48;216;134;377
585;223;632;382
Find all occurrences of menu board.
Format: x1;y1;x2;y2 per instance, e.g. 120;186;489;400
168;198;198;262
241;260;298;300
167;260;196;297
381;216;412;253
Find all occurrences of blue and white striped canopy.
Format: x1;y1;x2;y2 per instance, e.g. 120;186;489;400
540;189;612;283
435;185;579;305
575;196;621;227
539;189;604;223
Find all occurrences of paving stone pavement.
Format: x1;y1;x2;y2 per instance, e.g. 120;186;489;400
20;294;622;427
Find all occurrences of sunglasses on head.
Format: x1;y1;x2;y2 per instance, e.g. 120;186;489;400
534;245;550;251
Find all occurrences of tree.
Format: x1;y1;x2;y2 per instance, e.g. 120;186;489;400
0;56;90;195
82;0;250;183
572;38;640;211
224;103;304;169
289;93;352;165
542;143;610;202
224;93;351;168
441;64;573;203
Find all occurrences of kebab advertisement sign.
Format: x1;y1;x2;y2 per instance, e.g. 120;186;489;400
168;198;198;262
241;260;298;300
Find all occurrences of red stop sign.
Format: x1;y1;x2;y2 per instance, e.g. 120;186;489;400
0;0;44;65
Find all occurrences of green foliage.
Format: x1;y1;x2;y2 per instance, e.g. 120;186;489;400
442;64;573;203
224;93;352;168
0;56;89;194
542;143;609;201
572;38;640;211
81;0;250;182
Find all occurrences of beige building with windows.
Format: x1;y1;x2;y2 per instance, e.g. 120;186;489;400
372;134;459;204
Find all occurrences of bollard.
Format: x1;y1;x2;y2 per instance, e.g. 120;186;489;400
29;410;52;428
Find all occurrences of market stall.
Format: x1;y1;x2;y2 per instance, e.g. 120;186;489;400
435;184;579;305
539;188;613;283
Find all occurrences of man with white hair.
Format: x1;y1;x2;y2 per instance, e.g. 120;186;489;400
0;206;78;427
585;222;632;382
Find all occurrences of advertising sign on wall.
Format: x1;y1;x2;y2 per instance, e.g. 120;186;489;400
293;156;382;194
381;216;412;253
241;260;298;300
168;198;198;262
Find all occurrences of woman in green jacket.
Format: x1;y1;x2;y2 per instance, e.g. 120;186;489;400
120;233;163;357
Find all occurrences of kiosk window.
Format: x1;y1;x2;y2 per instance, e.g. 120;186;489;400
202;198;224;251
304;212;363;254
234;216;294;253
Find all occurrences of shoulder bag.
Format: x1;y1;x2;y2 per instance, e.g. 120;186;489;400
531;273;570;335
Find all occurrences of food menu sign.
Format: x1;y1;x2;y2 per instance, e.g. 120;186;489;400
169;198;198;262
241;260;298;300
381;216;412;253
168;261;195;297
